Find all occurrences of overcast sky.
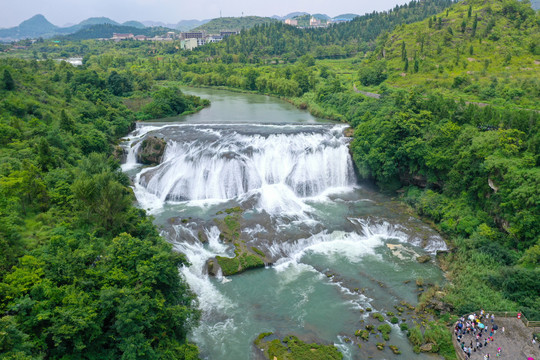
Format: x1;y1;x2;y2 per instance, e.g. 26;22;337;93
2;0;410;28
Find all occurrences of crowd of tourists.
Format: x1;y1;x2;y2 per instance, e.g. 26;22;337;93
454;310;503;359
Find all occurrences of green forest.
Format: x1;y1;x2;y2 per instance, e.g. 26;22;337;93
1;0;539;358
0;59;206;358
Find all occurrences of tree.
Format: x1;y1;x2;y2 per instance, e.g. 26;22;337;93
3;69;15;90
245;68;259;90
358;61;387;86
60;109;75;132
107;70;133;96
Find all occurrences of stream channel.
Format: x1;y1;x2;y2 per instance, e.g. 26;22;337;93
121;87;447;360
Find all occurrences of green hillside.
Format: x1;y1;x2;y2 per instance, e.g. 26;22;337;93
195;0;455;60
192;16;278;33
0;57;205;359
367;0;540;108
61;24;171;40
122;21;146;29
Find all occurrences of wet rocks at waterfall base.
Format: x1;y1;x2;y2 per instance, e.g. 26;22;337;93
136;135;166;165
121;107;449;360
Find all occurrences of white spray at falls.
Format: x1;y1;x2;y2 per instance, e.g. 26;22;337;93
133;124;356;213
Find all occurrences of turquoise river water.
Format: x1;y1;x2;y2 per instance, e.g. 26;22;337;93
122;88;447;360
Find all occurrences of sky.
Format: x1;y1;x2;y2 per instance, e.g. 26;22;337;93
1;0;410;28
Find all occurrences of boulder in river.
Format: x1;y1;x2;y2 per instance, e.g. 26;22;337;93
206;259;219;276
420;343;435;352
416;255;431;263
137;136;166;165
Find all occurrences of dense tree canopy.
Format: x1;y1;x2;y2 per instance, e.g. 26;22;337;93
0;58;201;359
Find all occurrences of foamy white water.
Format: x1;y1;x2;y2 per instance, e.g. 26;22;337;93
129;124;354;214
122;88;446;360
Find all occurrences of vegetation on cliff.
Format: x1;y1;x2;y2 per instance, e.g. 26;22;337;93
0;58;204;358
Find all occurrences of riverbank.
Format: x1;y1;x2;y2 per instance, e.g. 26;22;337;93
180;83;540;358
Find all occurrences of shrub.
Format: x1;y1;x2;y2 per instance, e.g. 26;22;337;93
407;326;424;346
378;324;392;341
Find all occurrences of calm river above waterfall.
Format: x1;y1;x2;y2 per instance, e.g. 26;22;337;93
122;88;447;360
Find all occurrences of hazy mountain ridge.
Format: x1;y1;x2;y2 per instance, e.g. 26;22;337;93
0;14;143;41
175;19;211;31
62;24;174;40
192;16;278;32
1;10;372;41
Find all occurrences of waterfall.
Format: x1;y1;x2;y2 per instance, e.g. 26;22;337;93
133;124;356;213
121;91;448;360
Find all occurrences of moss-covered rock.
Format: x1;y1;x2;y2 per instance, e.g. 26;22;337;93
206;259;217;276
216;249;264;276
416;255;431;263
137;136;166;165
212;207;265;275
371;313;385;322
355;329;370;341
419;343;436;352
378;323;392;341
389;345;401;354
112;145;125;162
255;333;343;360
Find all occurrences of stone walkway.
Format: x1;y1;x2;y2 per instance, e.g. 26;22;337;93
454;316;540;360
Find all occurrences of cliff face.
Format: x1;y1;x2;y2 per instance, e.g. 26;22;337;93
136;136;166;165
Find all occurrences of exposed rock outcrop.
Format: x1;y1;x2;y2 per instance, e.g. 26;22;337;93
112;145;125;162
136;136;166;165
420;343;435;352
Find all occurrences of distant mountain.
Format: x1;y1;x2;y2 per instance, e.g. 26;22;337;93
176;19;210;31
333;13;359;20
0;14;58;41
312;14;331;20
192;16;278;33
57;17;120;34
61;23;171;40
0;15;137;41
141;21;177;28
19;14;57;32
283;12;309;19
78;17;119;27
122;21;145;29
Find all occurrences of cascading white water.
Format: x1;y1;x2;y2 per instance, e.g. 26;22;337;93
122;89;448;360
133;124;355;212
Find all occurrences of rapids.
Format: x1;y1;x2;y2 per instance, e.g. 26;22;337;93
122;88;447;360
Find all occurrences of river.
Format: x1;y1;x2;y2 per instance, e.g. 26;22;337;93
121;87;447;360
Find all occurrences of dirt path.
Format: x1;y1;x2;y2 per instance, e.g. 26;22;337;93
352;84;381;99
454;315;540;360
